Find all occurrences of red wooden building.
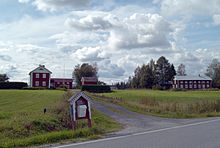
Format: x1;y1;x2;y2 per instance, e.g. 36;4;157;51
172;75;212;89
81;77;98;85
50;78;73;89
29;65;52;88
29;65;73;89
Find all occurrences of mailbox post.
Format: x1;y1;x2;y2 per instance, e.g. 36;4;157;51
68;91;92;130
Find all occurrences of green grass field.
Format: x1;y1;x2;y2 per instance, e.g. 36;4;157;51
0;90;120;148
94;89;220;118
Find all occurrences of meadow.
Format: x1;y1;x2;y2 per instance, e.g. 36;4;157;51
0;90;120;147
94;89;220;118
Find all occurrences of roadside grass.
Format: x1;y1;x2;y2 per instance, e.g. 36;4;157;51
90;89;220;118
0;90;120;148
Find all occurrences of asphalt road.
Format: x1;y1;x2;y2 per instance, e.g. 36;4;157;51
54;118;220;148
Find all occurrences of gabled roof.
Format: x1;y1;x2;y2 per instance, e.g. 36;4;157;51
68;91;91;103
81;77;98;82
29;65;52;75
174;76;212;81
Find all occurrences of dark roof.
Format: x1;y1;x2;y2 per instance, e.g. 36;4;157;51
29;65;52;75
174;76;212;81
81;77;98;82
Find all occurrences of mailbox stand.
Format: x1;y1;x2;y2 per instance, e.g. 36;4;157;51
68;91;92;130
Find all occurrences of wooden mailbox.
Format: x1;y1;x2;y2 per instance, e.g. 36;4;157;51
68;91;92;130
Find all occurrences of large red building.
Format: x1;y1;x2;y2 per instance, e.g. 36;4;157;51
29;65;73;89
81;77;98;85
29;65;52;88
172;75;212;89
50;78;73;89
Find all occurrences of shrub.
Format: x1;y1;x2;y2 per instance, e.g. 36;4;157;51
22;87;47;90
152;84;164;90
0;82;27;89
81;85;111;93
170;88;187;91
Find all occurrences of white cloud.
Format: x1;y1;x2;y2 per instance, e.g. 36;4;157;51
32;0;93;11
157;0;220;17
73;46;105;62
67;13;173;50
18;0;29;3
213;14;220;25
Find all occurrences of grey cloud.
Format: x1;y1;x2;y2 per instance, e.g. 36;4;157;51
0;55;12;61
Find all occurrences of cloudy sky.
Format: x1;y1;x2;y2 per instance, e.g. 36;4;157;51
0;0;220;84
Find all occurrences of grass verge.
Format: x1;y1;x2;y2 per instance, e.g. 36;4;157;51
88;89;220;118
0;90;120;148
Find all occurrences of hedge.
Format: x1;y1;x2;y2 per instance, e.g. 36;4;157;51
81;85;111;93
0;82;28;89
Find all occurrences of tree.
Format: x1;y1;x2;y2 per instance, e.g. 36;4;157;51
155;56;176;86
205;59;220;88
139;64;155;88
177;63;186;76
0;74;9;82
73;63;98;86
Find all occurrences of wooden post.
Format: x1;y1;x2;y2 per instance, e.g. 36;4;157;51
70;105;76;130
88;119;92;128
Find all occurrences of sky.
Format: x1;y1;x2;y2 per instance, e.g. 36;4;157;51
0;0;220;84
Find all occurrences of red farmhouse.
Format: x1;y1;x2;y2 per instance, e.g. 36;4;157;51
81;77;98;85
29;65;73;89
172;75;212;89
29;65;52;88
51;78;73;89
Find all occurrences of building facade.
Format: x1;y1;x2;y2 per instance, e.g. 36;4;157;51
29;65;73;89
172;76;212;89
81;77;98;85
29;65;52;88
50;78;73;89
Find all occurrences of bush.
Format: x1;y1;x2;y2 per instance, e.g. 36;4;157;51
81;85;111;93
22;87;48;90
170;88;187;91
152;84;164;90
0;82;27;89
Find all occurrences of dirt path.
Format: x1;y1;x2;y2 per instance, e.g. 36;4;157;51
91;98;216;137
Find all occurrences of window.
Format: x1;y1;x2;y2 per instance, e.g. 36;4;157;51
185;85;188;89
203;81;205;84
57;82;60;84
42;81;46;86
185;81;188;83
207;84;210;88
203;84;206;88
66;82;69;85
35;81;39;86
180;81;183;84
198;81;201;84
189;81;192;83
194;84;197;89
36;74;39;78
43;74;46;78
198;84;201;89
181;85;183;88
190;85;192;89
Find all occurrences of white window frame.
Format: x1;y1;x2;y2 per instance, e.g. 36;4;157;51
190;85;192;89
185;84;188;89
181;85;183;88
43;74;46;78
42;81;46;86
36;74;39;78
35;81;39;86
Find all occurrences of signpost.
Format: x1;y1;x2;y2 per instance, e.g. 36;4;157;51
68;91;92;130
